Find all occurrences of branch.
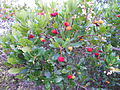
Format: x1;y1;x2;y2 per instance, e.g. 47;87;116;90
112;47;120;51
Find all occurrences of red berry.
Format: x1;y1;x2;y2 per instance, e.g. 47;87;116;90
67;75;72;79
5;16;9;19
0;14;2;17
28;34;34;39
64;22;69;27
51;30;58;34
87;48;93;52
98;50;102;53
50;12;58;17
54;12;58;16
58;57;64;62
37;12;44;15
41;39;46;42
94;53;99;56
10;12;15;16
97;56;100;59
116;14;120;17
40;38;46;42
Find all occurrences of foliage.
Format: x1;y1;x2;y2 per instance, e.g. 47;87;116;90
0;0;120;89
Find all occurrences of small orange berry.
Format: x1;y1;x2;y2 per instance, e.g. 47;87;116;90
106;81;110;84
66;26;72;30
93;20;98;24
80;39;84;41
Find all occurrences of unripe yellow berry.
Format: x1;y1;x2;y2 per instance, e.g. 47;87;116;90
68;46;73;51
72;76;75;79
77;72;81;74
99;20;104;24
66;38;70;41
40;38;44;41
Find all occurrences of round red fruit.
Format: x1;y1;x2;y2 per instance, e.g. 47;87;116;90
50;12;58;17
98;50;102;53
58;57;64;62
64;22;69;27
40;38;46;42
51;30;58;34
87;48;93;52
54;12;58;16
28;34;34;39
97;56;100;59
0;14;2;17
67;75;72;79
5;16;9;19
37;12;44;15
94;53;99;56
116;14;120;17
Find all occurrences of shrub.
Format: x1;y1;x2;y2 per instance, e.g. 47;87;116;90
0;0;120;89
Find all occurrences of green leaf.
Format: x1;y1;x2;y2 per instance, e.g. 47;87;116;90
70;42;82;47
19;38;33;46
100;26;107;33
61;69;69;74
55;76;63;83
8;67;25;74
44;71;51;78
7;57;18;64
22;46;31;53
45;82;51;90
16;74;24;79
52;23;58;28
53;42;60;47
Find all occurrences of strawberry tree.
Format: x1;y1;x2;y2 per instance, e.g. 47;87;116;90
0;0;120;89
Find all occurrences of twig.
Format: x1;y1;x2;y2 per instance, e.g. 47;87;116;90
112;47;120;51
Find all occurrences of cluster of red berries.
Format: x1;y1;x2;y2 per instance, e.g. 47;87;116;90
86;48;102;59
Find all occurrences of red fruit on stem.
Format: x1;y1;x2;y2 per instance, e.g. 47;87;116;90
51;30;58;34
94;53;99;56
28;34;34;39
116;14;120;17
87;48;93;52
64;22;69;27
58;57;64;62
67;75;72;79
